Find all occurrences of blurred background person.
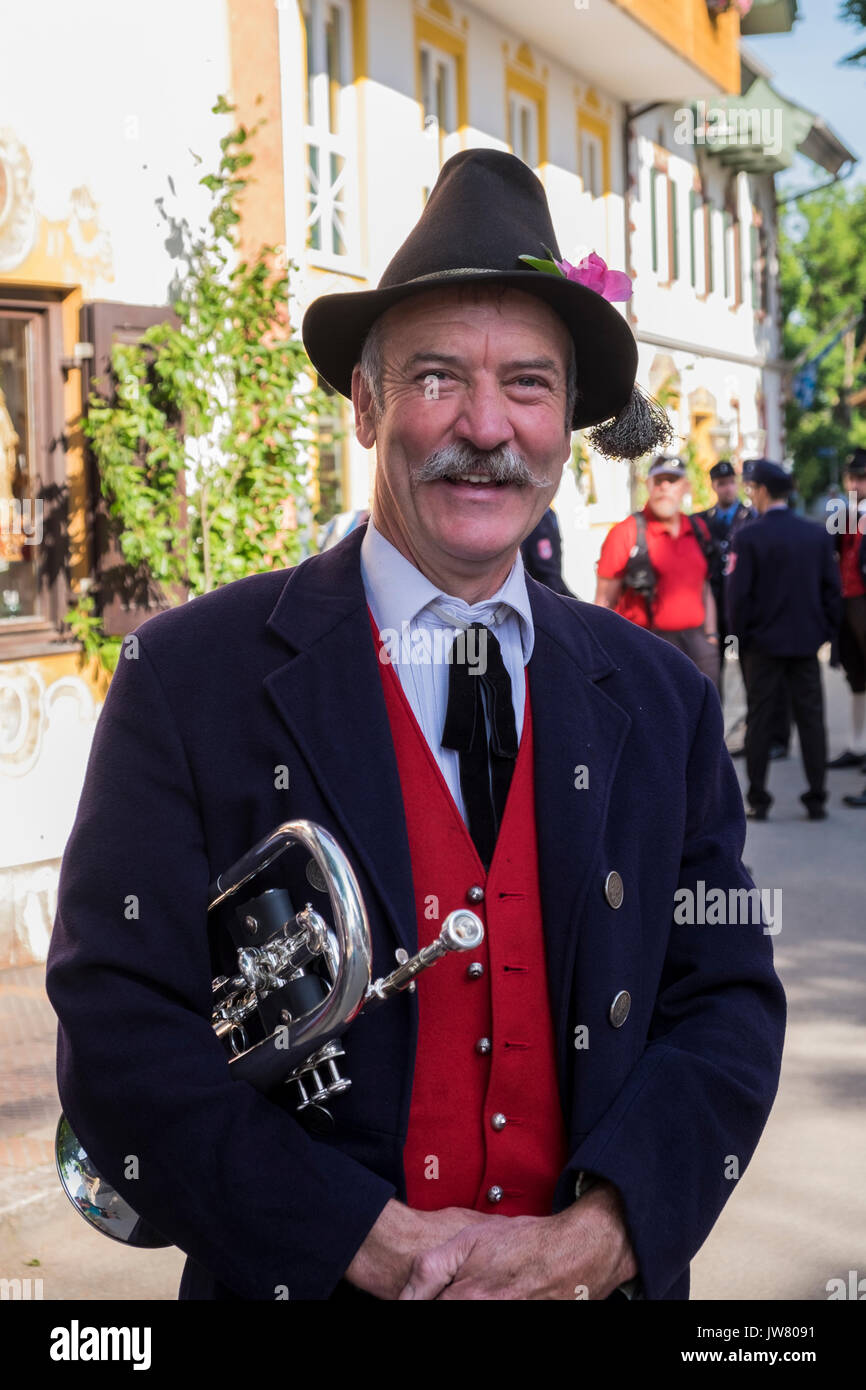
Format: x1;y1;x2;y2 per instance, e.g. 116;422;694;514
594;455;719;686
727;460;842;822
520;505;575;596
828;446;866;781
694;459;753;697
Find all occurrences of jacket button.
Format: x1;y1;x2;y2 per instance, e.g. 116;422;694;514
491;1112;507;1131
475;1037;492;1055
604;871;624;910
467;962;484;979
486;1185;503;1204
609;990;631;1027
467;885;485;904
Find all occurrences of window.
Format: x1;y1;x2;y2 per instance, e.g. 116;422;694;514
302;0;358;264
650;168;666;279
576;100;611;200
750;214;768;315
723;210;742;306
581;130;604;199
650;168;680;283
690;190;710;296
420;41;458;174
706;206;715;296
312;380;347;526
509;92;539;169
0;295;71;658
0;315;39;623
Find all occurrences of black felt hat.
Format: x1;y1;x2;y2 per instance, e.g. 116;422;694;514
301;149;670;459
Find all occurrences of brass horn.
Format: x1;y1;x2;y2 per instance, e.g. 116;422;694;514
55;819;483;1246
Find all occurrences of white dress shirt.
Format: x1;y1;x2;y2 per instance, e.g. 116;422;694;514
360;519;534;827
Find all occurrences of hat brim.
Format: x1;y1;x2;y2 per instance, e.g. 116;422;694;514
301;268;637;431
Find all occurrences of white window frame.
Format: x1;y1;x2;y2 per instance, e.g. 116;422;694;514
419;41;459;176
652;167;670;282
302;0;361;271
581;130;604;200
509;92;539;169
691;194;706;295
723;211;741;306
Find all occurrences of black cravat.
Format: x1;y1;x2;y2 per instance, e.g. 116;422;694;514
442;622;519;869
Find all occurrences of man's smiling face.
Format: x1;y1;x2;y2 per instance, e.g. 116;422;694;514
352;285;574;599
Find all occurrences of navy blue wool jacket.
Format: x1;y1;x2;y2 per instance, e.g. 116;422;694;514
727;508;842;657
47;524;786;1301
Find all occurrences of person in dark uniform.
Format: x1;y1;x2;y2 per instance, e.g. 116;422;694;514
727;460;842;821
694;460;754;702
701;460;790;759
827;448;866;802
520;505;575;595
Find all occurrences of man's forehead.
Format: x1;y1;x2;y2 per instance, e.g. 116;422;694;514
377;285;570;354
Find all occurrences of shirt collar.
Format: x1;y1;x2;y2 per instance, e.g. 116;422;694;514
360;518;535;664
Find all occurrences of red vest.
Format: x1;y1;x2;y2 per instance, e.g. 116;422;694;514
370;610;567;1215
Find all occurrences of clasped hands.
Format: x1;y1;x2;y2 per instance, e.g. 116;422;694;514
344;1179;637;1301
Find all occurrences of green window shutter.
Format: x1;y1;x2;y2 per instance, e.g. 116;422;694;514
689;191;698;288
723;211;731;299
750;223;760;306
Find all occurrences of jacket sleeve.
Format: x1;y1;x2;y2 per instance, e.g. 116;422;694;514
45;637;395;1301
556;677;786;1299
724;532;753;644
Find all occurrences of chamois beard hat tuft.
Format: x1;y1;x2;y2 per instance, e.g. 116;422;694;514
301;148;672;459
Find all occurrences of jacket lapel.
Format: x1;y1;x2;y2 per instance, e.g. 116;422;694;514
527;581;632;1034
263;526;418;955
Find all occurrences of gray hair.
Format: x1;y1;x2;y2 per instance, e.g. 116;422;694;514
358;296;578;432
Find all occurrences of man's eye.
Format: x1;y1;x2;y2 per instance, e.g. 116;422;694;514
419;369;451;381
512;376;549;388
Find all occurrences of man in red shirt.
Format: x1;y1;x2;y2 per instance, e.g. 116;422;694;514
830;448;866;803
594;455;719;685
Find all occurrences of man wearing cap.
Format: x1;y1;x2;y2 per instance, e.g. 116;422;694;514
694;461;753;692
827;448;866;801
593;455;720;686
727;460;842;821
47;150;784;1302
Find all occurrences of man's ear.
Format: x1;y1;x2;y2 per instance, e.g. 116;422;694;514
352;365;377;448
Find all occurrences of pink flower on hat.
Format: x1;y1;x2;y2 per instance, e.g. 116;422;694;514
555;252;633;302
518;248;632;302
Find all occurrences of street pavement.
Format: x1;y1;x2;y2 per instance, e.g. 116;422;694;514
0;654;863;1301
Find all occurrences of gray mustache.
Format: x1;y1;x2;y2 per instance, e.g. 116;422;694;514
412;443;548;488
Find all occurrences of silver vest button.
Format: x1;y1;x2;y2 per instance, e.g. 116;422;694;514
475;1037;492;1055
609;990;631;1028
491;1112;507;1131
467;961;485;979
604;871;624;910
486;1185;503;1204
467;885;485;904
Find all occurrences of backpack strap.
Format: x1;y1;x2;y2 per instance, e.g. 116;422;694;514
687;513;718;569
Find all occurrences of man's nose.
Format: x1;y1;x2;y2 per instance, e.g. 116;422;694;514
452;376;515;451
